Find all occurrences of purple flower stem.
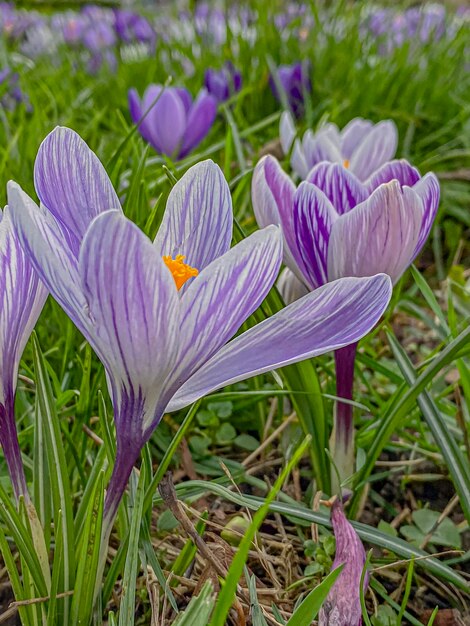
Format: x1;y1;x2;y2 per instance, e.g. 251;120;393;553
0;390;29;502
331;342;358;489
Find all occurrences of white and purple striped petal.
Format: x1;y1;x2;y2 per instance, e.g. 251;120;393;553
166;274;392;412
307;162;368;215
327;181;423;284
348;120;398;181
291;182;338;289
252;155;301;276
153;160;232;272
170;226;282;385
8;182;87;332
412;172;440;257
340;118;374;160
34;127;121;238
79;211;180;435
366;159;421;192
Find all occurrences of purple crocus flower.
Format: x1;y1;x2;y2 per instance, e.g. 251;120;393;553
280;112;399;180
252;155;439;481
113;9;156;48
0;206;47;500
269;62;312;118
204;62;242;103
319;499;368;626
9;127;392;533
129;85;218;159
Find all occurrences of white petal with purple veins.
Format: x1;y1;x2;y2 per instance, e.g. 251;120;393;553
327;181;423;284
412;172;440;257
166;274;392;412
79;211;180;432
34;127;121;238
307;162;368;215
170;225;282;385
154;160;232;271
291;182;338;289
349;120;398;181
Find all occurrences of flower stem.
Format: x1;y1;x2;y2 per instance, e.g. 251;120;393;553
330;342;358;491
0;391;29;502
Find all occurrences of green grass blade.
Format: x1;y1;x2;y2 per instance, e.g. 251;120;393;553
70;471;105;626
210;435;311;625
118;467;146;626
387;332;470;523
285;564;344;626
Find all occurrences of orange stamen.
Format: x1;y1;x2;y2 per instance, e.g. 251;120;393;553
343;159;350;169
163;254;199;290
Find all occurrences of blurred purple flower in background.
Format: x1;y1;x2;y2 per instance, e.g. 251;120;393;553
129;85;218;159
319;499;369;626
113;8;156;48
0;67;30;111
204;62;242;103
270;62;312;118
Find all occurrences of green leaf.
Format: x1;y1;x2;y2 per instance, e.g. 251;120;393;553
385;332;470;525
173;581;214;626
285;564;344;626
118;466;146;626
70;471;105;626
210;436;312;626
32;334;75;621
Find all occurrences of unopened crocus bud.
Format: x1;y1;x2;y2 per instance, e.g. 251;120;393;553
269;61;311;118
204;62;242;103
319;499;368;626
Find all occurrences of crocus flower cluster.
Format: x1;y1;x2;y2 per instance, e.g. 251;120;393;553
129;85;218;159
364;4;447;53
270;62;312;118
9;127;392;535
204;62;242;103
253;120;439;481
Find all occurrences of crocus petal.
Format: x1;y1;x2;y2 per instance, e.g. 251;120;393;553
307;162;368;215
319;500;368;626
179;90;217;158
7;182;87;332
277;267;308;305
171;226;282;385
252;155;301;276
166;274;392;411
303;124;342;168
349;120;398;181
291;138;310;179
328;181;423;284
79;210;180;433
0;207;47;398
34;127;121;239
128;88;154;147
366;159;421;192
412;173;440;256
147;88;187;157
291;182;338;289
340;118;374;160
153;160;232;271
280;110;296;155
175;87;192;113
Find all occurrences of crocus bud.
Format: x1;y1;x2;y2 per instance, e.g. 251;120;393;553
204;62;242;103
129;85;217;159
269;61;311;118
319;499;368;626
